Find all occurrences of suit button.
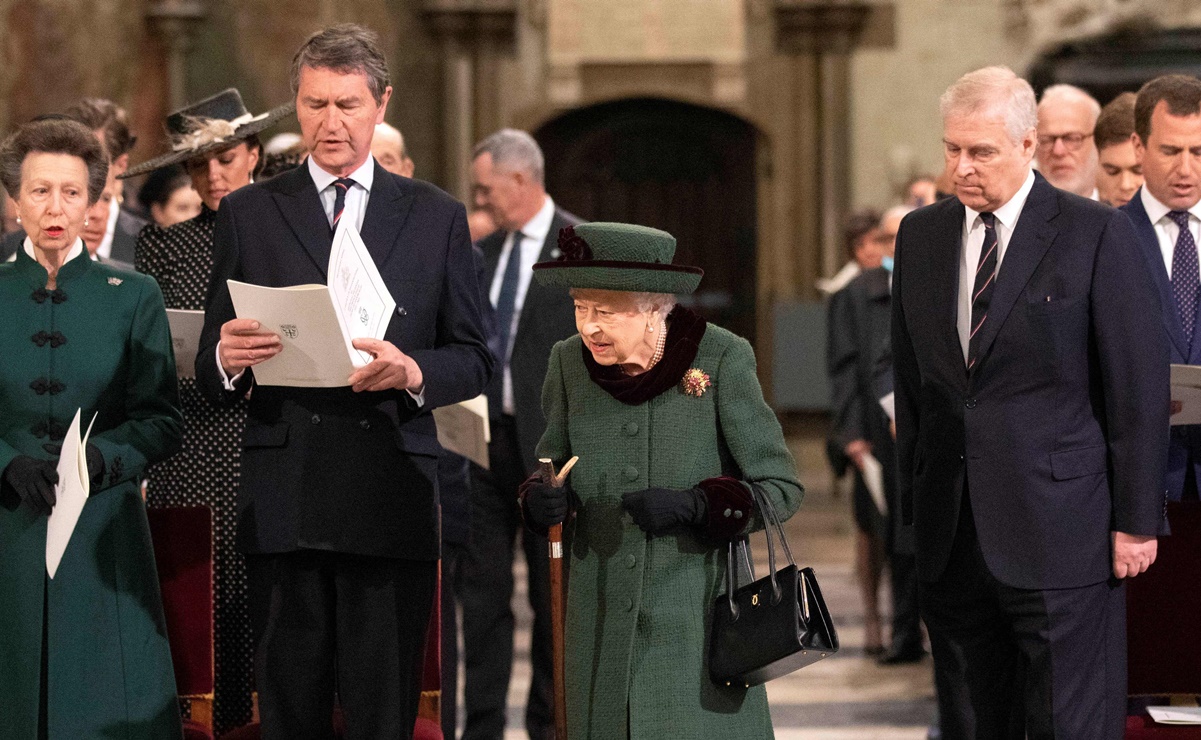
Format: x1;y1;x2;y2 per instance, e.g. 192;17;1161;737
396;306;407;317
360;419;371;431
624;422;639;436
964;399;977;409
626;598;635;612
622;466;639;482
626;554;636;569
311;414;321;425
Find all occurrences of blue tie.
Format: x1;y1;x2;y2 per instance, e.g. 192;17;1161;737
495;232;525;363
1170;210;1200;352
331;177;354;232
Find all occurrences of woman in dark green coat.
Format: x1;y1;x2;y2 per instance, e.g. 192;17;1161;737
0;118;184;738
522;223;804;739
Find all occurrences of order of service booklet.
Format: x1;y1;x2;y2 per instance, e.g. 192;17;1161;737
166;309;205;379
1171;364;1201;426
227;222;396;387
46;408;97;579
432;394;491;469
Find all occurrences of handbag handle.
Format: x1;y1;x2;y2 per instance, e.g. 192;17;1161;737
724;484;798;618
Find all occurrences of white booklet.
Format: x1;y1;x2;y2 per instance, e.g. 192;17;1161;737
1148;706;1201;724
432;395;491;469
1171;364;1201;426
166;309;205;379
860;451;888;516
46;408;97;579
227;223;396;387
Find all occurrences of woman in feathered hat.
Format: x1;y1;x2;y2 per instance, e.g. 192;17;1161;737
122;88;291;734
521;222;804;738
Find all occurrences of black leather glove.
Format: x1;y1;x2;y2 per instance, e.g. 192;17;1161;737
524;480;570;529
2;456;59;515
621;487;707;534
42;442;105;489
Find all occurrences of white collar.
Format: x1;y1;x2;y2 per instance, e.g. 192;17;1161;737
515;195;555;242
1140;186;1201;226
964;169;1036;231
307;154;376;194
23;236;85;264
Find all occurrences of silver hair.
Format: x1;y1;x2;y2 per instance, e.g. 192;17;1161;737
940;66;1038;144
291;24;390;105
1038;84;1101;124
473;128;545;185
569;288;678;316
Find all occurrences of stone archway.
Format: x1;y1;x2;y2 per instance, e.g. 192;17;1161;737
535;97;759;342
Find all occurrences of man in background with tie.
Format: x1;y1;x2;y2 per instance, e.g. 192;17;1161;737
1122;74;1201;504
461;128;580;740
196;24;492;739
892;66;1167;738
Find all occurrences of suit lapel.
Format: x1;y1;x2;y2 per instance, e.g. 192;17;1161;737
1124;189;1189;359
514;210;569;341
970;175;1059;369
271;165;336;279
931;199;967;375
358;162;415;271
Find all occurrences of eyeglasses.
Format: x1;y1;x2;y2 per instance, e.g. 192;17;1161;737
1037;133;1093;151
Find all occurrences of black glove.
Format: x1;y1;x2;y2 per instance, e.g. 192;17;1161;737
621;487;707;534
524;480;570;529
2;456;59;515
42;442;105;489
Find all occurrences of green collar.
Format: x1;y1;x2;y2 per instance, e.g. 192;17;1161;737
14;239;92;289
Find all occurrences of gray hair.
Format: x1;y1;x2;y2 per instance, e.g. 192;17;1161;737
0;118;109;205
1038;84;1101;124
940;66;1038;144
569;288;678;316
473;128;544;185
291;24;390;105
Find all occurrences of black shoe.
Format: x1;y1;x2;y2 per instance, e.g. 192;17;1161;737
878;647;926;665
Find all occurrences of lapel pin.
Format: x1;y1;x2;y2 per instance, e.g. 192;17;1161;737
108;277;123;286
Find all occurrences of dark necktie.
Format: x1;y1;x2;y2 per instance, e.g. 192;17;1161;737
331;177;355;232
495;232;525;364
1170;210;1200;351
968;212;998;370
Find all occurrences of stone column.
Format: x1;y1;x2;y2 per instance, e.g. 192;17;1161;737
774;0;872;288
146;0;207;111
422;0;518;201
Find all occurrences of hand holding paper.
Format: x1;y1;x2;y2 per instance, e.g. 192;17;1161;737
349;338;423;393
219;318;282;376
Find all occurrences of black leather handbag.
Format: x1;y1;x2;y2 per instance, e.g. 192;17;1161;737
709;487;839;687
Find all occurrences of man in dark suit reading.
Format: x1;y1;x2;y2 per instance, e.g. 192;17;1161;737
196;24;492;739
892;66;1168;739
459;128;580;740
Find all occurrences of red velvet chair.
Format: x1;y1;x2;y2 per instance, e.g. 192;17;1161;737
148;505;216;740
1125;501;1201;739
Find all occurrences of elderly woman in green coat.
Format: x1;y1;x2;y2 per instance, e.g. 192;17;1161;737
521;222;803;739
0;118;183;738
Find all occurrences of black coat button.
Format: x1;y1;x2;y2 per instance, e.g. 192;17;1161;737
311;414;321;425
964;399;977;409
396;306;407;317
359;419;371;431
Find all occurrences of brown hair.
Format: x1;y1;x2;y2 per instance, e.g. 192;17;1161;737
290;24;390;105
64;97;136;158
0;118;108;204
1134;75;1201;144
1094;92;1136;150
844;208;881;258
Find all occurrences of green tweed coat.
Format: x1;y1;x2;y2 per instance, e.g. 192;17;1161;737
0;246;184;739
537;323;803;740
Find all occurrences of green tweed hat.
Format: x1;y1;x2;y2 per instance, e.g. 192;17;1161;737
532;222;703;294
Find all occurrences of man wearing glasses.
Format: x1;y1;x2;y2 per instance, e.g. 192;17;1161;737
1036;84;1101;199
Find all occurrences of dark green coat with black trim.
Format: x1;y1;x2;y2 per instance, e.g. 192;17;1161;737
537;324;803;740
0;245;184;738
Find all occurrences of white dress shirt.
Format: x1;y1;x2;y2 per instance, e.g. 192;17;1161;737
23;236;84;264
1139;187;1201;281
489;195;555;415
957;169;1036;363
94;198;119;260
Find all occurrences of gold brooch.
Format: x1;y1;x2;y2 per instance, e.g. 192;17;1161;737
682;368;711;397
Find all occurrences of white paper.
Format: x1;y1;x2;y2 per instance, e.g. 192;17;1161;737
879;391;896;424
1171;364;1201;426
860;452;888;516
1148;706;1201;724
432;395;491;469
328;222;396;365
46;409;97;579
166;309;205;379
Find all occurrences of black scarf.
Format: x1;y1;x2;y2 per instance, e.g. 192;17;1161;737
581;305;708;405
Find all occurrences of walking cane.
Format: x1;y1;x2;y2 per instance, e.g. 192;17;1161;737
538;456;578;740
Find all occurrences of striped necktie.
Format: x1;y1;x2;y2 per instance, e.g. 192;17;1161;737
331;177;355;232
968;212;998;371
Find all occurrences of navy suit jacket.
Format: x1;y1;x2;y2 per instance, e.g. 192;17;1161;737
1121;189;1201;503
892;173;1169;589
196;161;493;559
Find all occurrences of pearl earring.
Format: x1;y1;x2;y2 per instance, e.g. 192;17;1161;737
15;215;20;224
648;325;655;332
83;218;89;226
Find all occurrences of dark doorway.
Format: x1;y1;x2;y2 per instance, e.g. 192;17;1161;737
1028;26;1201;103
535;98;759;342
